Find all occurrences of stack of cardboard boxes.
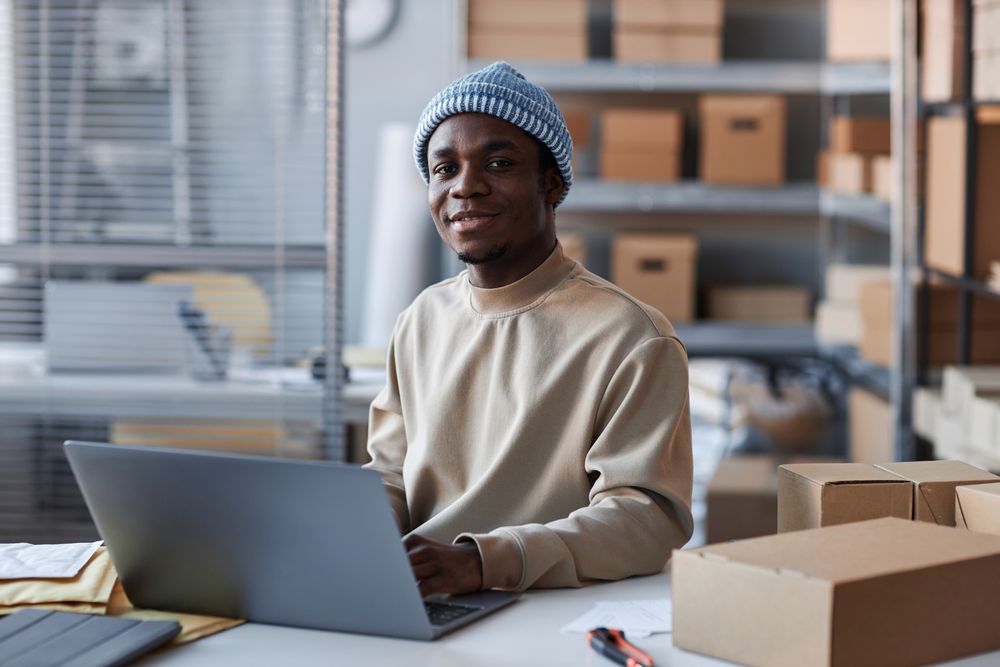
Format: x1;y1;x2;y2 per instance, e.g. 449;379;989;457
826;0;892;62
822;116;892;200
815;263;888;345
611;234;697;323
674;458;1000;666
973;0;1000;100
599;108;682;182
919;366;1000;467
925;109;1000;281
465;0;588;61
611;0;724;63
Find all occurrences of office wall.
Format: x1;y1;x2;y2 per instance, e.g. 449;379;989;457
343;0;456;346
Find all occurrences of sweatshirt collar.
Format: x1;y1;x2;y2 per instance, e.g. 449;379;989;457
468;242;577;316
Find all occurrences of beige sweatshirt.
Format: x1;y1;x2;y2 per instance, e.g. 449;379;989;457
365;242;693;591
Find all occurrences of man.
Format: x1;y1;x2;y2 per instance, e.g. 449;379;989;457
365;62;693;597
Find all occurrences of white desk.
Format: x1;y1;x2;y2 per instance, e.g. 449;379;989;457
137;570;1000;667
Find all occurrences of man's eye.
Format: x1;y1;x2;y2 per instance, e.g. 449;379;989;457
488;159;512;168
433;164;456;176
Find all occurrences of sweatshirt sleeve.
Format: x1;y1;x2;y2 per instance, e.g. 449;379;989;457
363;333;411;534
457;336;694;590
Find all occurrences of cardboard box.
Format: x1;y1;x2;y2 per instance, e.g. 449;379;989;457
559;233;586;266
824;264;890;302
974;52;1000;101
943;366;1000;421
467;0;588;29
876;460;999;525
777;463;912;532
826;0;892;62
815;300;862;344
973;0;1000;52
612;233;697;322
956;482;1000;534
699;95;786;185
467;29;588;61
707;455;841;545
925;112;1000;279
600;108;682;182
673;517;1000;667
849;388;894;463
827;152;874;195
871;154;893;201
829;116;891;154
922;0;966;102
816;150;830;187
562;110;592;149
705;286;810;323
612;28;720;63
912;386;944;441
612;0;724;29
970;395;1000;451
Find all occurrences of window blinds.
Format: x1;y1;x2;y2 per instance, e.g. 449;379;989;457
0;0;340;543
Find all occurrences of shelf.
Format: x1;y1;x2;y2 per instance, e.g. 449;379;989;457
675;322;817;359
0;243;328;269
464;59;890;96
923;267;1000;301
562;180;819;215
818;343;890;401
819;191;891;233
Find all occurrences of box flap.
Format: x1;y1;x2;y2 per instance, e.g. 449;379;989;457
780;462;907;485
686;517;1000;583
876;460;999;484
956;482;1000;535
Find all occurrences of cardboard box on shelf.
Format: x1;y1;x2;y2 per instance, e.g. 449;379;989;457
816;150;830;187
871;155;893;200
815;300;863;344
829;116;891;155
925;112;1000;279
467;0;589;30
956;482;1000;534
876;460;999;525
467;29;588;61
970;396;1000;452
943;366;1000;421
673;518;1000;667
699;95;785;185
826;0;892;62
913;386;944;441
777;463;912;532
827;152;875;195
975;52;1000;101
825;264;890;302
612;0;724;29
922;0;966;102
612;233;697;322
559;233;587;267
849;388;894;463
562;110;592;150
612;29;720;63
705;286;810;323
600;108;683;182
973;0;1000;52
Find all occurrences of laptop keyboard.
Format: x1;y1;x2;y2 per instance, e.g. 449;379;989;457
424;600;480;626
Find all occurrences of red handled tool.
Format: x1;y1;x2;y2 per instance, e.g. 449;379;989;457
586;626;655;667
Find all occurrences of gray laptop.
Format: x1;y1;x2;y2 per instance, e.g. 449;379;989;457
63;441;519;640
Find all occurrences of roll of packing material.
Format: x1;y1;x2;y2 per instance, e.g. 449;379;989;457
361;122;433;349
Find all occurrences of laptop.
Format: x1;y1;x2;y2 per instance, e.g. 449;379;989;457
63;441;519;640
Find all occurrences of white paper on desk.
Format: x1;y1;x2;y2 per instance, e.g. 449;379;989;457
0;541;103;580
560;599;672;638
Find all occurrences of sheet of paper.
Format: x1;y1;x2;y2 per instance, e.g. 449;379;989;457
0;542;103;580
561;599;672;638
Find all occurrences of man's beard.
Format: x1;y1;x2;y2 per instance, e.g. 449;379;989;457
457;243;510;265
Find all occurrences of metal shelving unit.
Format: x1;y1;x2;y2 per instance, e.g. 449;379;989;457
677;322;817;359
819;192;891;234
0;243;327;269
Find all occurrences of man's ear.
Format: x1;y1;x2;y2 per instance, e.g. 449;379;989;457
543;167;565;207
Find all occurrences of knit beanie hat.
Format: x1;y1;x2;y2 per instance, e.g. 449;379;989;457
413;61;573;206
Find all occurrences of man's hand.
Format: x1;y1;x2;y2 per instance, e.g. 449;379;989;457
404;534;483;597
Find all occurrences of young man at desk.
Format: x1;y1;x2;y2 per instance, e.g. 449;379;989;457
365;62;693;597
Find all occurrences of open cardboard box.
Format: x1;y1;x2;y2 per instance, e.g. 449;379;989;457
876;460;999;526
673;517;1000;667
957;482;1000;535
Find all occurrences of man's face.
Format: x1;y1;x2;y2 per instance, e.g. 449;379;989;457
426;113;563;269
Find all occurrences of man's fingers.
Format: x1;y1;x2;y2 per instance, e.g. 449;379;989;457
411;561;439;581
403;533;429;549
407;544;434;565
418;574;448;598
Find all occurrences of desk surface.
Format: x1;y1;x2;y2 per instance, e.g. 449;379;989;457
137;570;1000;667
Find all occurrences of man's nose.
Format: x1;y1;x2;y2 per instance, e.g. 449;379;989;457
450;164;489;198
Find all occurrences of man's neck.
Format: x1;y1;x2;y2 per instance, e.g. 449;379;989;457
466;237;557;289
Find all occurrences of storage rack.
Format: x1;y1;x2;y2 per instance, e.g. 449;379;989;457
911;0;1000;460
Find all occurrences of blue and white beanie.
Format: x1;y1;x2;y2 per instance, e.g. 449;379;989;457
413;61;573;206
